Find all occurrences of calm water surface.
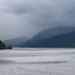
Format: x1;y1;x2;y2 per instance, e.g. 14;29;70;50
0;48;75;75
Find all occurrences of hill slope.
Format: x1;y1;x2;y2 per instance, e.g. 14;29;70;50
21;26;75;47
23;31;75;47
0;40;6;48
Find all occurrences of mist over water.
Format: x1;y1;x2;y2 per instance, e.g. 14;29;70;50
0;48;75;75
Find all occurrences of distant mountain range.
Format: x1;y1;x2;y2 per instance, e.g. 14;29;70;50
23;31;75;48
21;26;75;47
3;36;28;47
3;26;75;48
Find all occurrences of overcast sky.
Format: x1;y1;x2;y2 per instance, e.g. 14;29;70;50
0;0;75;40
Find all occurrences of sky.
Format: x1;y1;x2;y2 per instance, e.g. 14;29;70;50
0;0;75;41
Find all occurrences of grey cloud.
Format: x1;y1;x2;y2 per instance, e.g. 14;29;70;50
1;0;36;14
0;0;75;40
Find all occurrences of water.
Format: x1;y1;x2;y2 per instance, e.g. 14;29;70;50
0;48;75;75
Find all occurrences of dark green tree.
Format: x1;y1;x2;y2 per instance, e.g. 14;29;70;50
0;40;7;49
8;45;12;49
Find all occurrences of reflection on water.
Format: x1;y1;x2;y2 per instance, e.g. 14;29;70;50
0;60;14;64
0;48;75;75
17;61;67;64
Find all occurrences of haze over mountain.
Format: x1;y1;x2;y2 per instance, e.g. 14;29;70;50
21;26;75;47
3;36;28;47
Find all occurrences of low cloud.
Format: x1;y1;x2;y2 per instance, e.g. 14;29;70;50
0;0;75;40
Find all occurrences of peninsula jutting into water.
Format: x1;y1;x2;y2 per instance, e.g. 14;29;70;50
0;40;12;49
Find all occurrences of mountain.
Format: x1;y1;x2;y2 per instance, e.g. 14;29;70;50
21;26;75;47
22;31;75;47
0;40;12;49
3;36;28;47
